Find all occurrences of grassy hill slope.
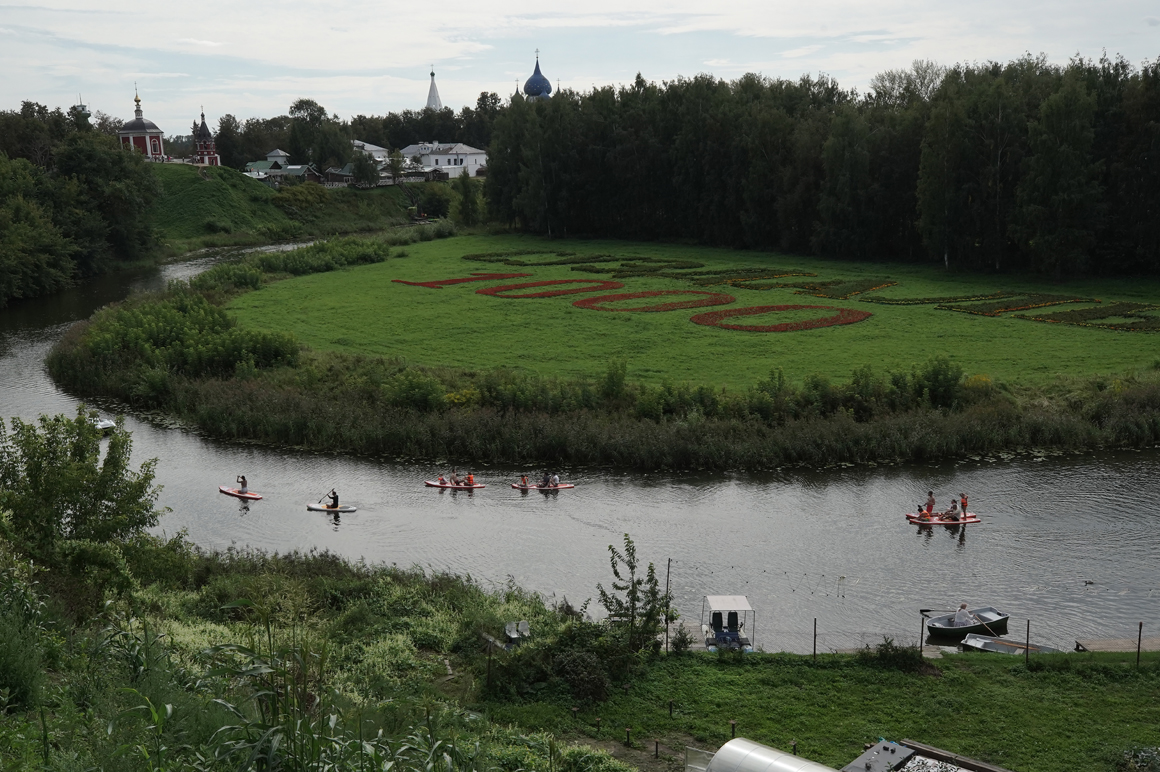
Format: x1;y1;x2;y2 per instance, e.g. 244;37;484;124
150;164;413;253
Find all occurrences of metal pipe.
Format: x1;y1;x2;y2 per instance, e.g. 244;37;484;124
1138;622;1144;669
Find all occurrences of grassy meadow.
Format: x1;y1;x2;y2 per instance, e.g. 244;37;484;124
150;164;412;253
226;235;1160;388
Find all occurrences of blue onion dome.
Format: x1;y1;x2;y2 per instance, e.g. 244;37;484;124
523;58;552;99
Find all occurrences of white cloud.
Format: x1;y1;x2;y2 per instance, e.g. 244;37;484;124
782;45;824;59
2;0;1157;128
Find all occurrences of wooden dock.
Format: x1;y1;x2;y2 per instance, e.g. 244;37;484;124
1075;635;1160;653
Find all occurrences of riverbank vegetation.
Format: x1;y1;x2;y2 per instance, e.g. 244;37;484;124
1;414;1157;771
47;234;1160;471
0;112;160;307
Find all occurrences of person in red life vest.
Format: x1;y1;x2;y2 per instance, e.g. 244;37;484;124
960;492;968;515
925;491;936;514
520;474;529;488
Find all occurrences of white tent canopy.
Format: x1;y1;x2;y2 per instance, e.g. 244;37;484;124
705;595;753;612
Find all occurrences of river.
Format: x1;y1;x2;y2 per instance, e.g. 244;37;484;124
1;254;1157;653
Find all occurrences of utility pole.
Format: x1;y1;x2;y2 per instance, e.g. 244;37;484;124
664;557;672;652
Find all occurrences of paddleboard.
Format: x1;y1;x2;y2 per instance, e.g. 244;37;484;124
906;512;980;525
511;483;575;490
425;480;485;490
307;503;357;513
219;485;263;501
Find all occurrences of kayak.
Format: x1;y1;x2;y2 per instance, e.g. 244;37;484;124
306;503;357;513
906;512;981;525
425;480;485;490
219;485;263;501
512;483;575;490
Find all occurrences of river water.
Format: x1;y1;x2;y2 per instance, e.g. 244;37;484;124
2;255;1157;653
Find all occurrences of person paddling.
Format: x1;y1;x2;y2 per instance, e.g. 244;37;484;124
328;489;339;509
236;474;248;494
953;603;977;627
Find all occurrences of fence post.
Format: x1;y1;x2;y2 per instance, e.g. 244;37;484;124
1025;620;1030;666
1138;622;1143;669
730;719;736;738
813;618;817;662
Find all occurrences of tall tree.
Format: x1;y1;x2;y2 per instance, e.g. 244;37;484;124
1011;70;1104;279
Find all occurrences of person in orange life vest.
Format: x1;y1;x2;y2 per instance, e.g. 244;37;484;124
466;472;474;485
960;492;968;515
520;475;529;487
925;491;936;514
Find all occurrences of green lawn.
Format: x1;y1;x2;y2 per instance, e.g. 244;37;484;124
484;651;1160;772
225;235;1160;388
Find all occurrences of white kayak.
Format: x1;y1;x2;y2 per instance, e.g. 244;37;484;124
306;503;357;513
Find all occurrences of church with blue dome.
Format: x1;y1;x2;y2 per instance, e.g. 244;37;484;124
523;51;552;101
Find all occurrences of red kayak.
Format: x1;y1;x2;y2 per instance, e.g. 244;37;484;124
220;485;263;501
906;512;980;525
425;480;486;490
512;483;575;490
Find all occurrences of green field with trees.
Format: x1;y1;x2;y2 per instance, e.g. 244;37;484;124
48;233;1160;470
0;413;1157;771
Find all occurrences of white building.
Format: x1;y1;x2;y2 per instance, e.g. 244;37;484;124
398;141;487;177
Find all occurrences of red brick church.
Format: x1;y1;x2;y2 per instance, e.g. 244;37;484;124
193;109;221;166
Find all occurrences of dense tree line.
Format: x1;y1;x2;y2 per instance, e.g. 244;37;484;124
485;55;1160;278
213;93;502;169
0;102;160;307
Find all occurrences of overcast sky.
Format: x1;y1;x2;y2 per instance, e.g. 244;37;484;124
2;1;1157;135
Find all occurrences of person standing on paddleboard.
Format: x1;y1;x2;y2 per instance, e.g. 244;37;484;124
960;492;968;515
925;491;935;514
237;475;248;494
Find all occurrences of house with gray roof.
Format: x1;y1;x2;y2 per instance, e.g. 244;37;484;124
398;141;487;178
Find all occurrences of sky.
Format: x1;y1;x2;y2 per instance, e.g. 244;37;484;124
2;1;1157;135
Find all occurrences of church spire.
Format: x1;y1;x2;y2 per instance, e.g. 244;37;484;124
426;66;443;110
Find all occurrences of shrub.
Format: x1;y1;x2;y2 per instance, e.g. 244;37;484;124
0;609;42;708
670;623;694;654
382;369;446;412
553;648;611;703
855;636;926;672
